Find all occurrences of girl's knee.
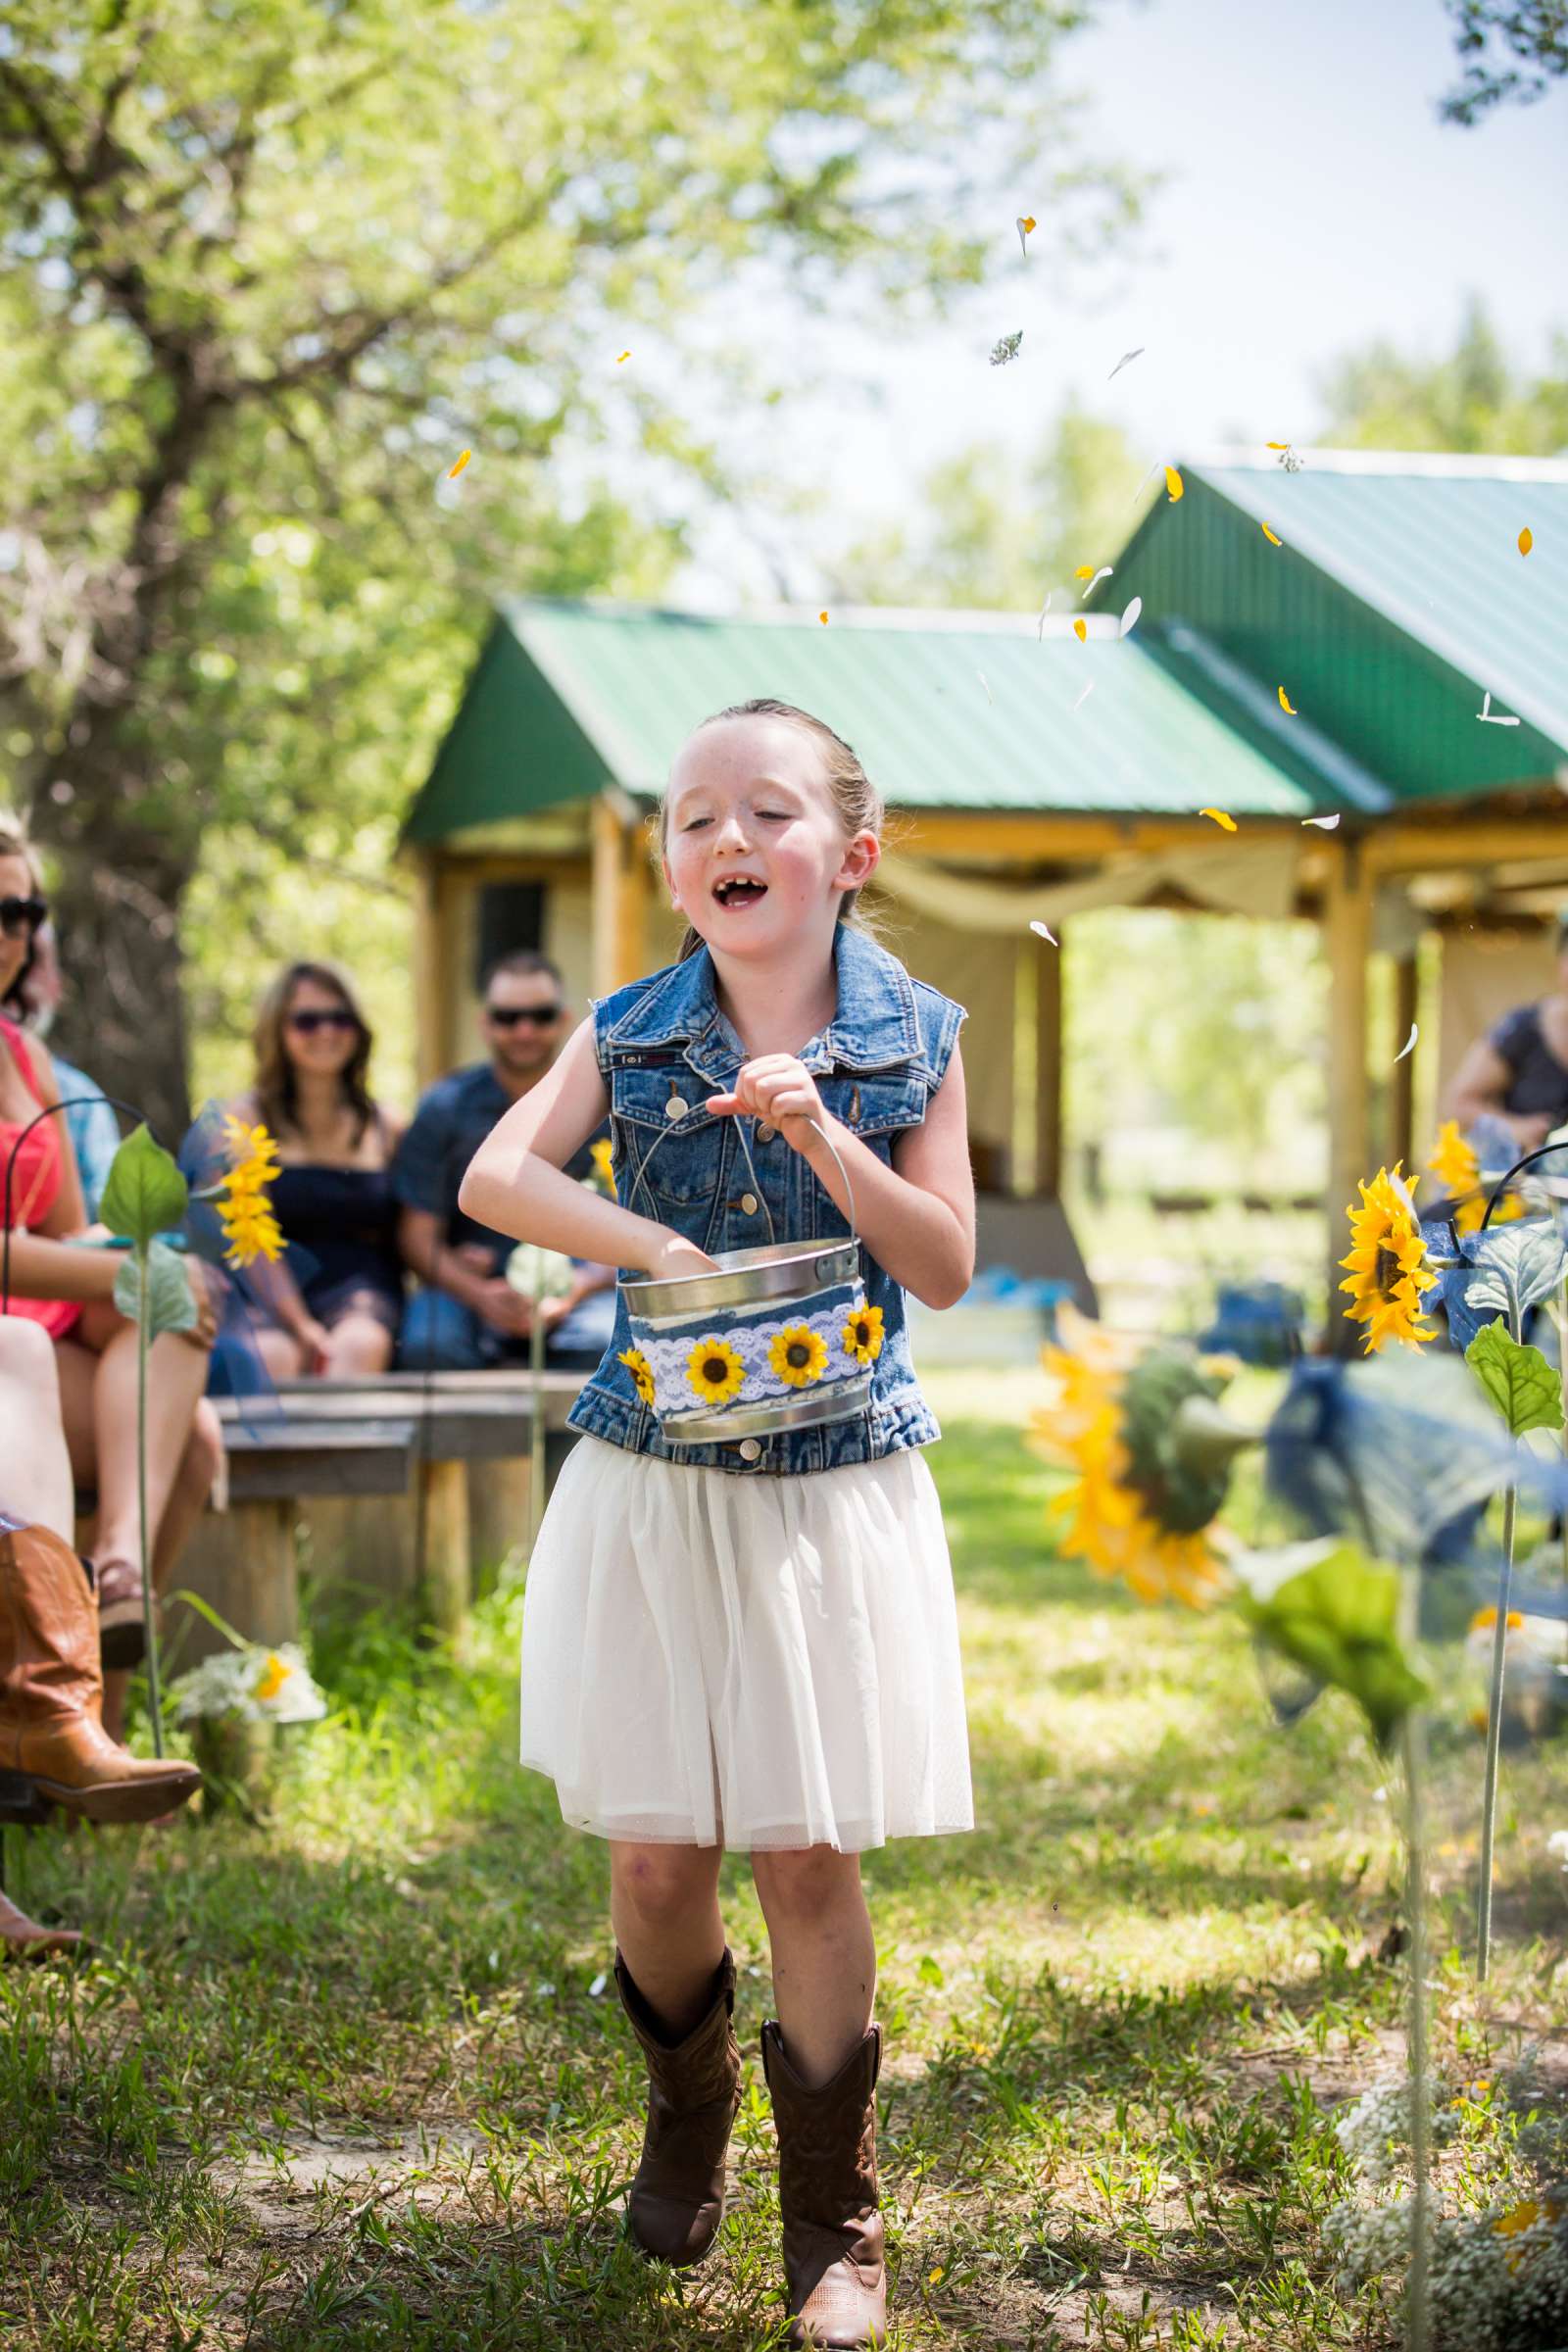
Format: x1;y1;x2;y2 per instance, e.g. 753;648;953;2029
751;1844;860;1925
179;1400;224;1495
0;1317;60;1383
612;1843;716;1930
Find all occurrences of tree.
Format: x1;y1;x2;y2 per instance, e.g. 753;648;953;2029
0;0;1144;1136
1315;295;1568;455
1439;0;1568;123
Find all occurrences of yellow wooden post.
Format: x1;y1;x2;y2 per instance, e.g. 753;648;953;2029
592;798;652;995
1036;922;1063;1199
1325;845;1373;1352
1390;951;1419;1173
411;852;446;1090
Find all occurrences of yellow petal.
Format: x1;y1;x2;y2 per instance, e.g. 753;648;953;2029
1164;466;1184;502
1266;440;1289;449
1021;215;1035;232
1199;808;1236;830
1519;526;1533;556
1278;686;1297;714
819;611;828;624
1074;564;1095;578
616;351;630;363
447;449;471;478
1072;617;1087;642
1261;522;1282;546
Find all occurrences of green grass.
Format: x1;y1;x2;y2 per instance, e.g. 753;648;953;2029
3;1366;1567;2349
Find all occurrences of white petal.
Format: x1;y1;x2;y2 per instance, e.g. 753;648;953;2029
1118;596;1143;638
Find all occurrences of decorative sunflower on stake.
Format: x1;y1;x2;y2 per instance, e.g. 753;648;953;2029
1028;1306;1250;1608
1338;1163;1438;1351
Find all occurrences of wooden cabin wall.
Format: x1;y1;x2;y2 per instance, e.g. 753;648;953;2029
1434;919;1552;1118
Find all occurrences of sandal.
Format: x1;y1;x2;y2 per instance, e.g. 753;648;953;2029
94;1559;147;1670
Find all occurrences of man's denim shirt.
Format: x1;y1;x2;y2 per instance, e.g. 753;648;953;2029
566;922;967;1478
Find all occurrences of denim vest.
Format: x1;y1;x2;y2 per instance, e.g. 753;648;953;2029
566;923;967;1478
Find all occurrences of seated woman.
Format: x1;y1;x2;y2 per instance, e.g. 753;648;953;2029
1446;906;1568;1157
232;961;406;1380
0;815;220;1741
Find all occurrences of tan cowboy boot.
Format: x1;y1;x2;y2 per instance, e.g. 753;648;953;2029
0;1515;200;1824
761;2020;887;2350
614;1946;742;2267
0;1886;84;1961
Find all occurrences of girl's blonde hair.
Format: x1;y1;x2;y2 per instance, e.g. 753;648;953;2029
659;699;886;963
0;810;46;1016
251;959;377;1145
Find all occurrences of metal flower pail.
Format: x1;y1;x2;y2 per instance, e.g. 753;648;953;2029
619;1114;876;1444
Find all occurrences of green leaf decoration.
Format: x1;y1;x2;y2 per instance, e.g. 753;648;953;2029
1465;1322;1565;1437
114;1239;198;1340
100;1125;189;1250
1235;1539;1429;1751
1462;1219;1567;1326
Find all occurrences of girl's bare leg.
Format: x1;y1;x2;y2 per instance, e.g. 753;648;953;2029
0;1320;74;1540
751;1846;876;2087
253;1324;307;1383
61;1307;210;1576
610;1840;727;2033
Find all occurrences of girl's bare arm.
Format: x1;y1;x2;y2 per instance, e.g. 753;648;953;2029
458;1018;715;1275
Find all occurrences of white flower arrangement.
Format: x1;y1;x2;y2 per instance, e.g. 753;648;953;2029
505;1241;575;1301
169;1642;328;1728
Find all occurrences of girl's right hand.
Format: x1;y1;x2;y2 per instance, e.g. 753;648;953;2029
644;1228;719;1278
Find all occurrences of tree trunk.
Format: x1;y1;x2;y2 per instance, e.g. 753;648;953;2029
47;837;195;1147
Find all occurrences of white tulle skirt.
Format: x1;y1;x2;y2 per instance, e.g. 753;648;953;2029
517;1435;973;1852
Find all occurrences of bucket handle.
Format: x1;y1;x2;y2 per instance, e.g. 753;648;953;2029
621;1108;858;1249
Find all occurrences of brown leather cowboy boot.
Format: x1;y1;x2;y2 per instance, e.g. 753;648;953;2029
0;1514;200;1824
613;1946;742;2267
761;2020;887;2350
0;1886;84;1962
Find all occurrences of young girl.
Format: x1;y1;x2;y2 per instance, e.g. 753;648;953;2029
461;698;975;2350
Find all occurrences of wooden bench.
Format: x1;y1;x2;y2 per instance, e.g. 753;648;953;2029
167;1370;589;1669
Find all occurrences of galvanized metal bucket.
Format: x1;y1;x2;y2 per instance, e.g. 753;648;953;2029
618;1112;878;1444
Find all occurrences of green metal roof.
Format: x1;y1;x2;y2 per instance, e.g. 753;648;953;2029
405;599;1329;846
1116;450;1568;809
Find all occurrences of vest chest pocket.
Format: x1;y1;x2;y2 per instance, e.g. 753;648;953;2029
815;1072;925;1151
610;1065;730;1215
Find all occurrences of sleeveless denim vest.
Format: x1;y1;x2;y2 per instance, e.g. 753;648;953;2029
565;923;967;1478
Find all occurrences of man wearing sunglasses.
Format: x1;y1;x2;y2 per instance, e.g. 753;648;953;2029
393;951;615;1373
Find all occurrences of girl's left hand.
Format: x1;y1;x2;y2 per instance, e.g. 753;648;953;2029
706;1056;826;1152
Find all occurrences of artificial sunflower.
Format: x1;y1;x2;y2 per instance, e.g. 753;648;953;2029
686;1337;746;1406
769;1325;828;1387
217;1114;284;1267
1028;1306;1236;1609
1338;1163;1437;1351
1425;1118;1523;1234
618;1346;656;1407
842;1303;885;1366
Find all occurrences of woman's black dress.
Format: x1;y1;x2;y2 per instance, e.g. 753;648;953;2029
270;1161;406;1335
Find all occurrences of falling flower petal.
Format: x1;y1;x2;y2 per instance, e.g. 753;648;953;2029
447;449;471;479
1072;617;1087;642
1278;686;1297;714
1107;347;1145;380
1519;526;1533;556
1074;564;1095;579
1266;441;1289;449
1037;592;1054;640
1072;680;1095;711
1031;918;1058;946
616;351;630;364
978;669;993;704
1131;458;1164;504
1477;690;1521;726
1118;597;1142;638
1394;1023;1418;1063
819;611;828;624
1164;466;1184;502
1261;522;1282;546
990;330;1023;367
1080;564;1113;599
588;1971;609;1997
1302;813;1342;829
1015;214;1036;255
1200;808;1237;831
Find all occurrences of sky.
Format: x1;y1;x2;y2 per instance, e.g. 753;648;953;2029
655;0;1568;605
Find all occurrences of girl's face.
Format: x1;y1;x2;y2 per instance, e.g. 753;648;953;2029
280;975;362;1080
0;852;41;1005
662;717;877;961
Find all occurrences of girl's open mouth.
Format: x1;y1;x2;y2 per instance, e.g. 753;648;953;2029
712;876;768;909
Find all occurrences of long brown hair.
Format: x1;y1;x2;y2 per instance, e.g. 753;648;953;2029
251;960;376;1144
0;811;45;1017
659;698;887;962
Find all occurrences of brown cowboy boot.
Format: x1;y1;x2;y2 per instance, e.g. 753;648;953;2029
761;2020;887;2350
0;1514;201;1824
0;1886;84;1962
613;1946;742;2267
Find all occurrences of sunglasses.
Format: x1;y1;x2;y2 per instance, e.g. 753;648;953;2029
486;1003;563;1029
0;896;47;940
285;1007;361;1036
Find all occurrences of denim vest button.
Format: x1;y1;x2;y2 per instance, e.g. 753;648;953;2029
738;1438;761;1461
757;1122;776;1143
741;1191;759;1214
664;1095;688;1121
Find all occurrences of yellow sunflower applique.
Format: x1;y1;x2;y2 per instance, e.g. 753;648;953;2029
686;1337;747;1406
1338;1162;1437;1352
842;1303;885;1366
769;1325;828;1388
618;1346;656;1408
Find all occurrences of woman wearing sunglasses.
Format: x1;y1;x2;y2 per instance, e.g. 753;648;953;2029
233;962;406;1380
1;813;219;1726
